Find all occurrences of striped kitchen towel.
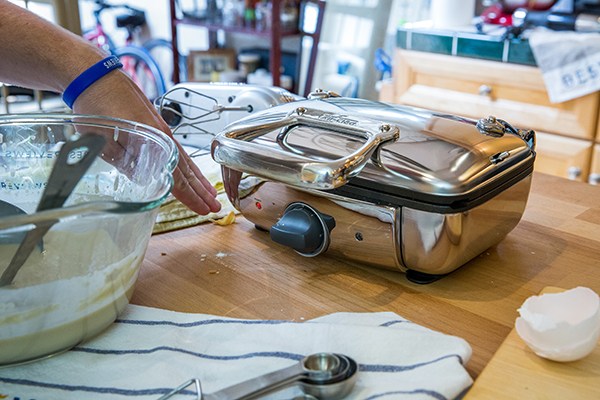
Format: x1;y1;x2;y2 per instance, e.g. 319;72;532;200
0;305;473;400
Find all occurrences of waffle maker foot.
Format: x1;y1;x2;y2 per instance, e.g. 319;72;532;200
405;270;448;284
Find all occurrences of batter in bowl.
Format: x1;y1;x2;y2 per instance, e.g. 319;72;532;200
0;226;149;366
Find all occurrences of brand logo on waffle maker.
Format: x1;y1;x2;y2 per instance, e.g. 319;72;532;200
317;114;358;126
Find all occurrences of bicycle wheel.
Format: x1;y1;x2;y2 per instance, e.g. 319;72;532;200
84;29;116;54
144;38;187;88
114;45;167;101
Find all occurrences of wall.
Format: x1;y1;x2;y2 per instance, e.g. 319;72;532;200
8;0;55;21
304;0;431;100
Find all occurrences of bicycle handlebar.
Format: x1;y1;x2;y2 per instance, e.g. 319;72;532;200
91;0;144;18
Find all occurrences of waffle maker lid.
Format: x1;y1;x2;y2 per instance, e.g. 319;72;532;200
212;97;536;213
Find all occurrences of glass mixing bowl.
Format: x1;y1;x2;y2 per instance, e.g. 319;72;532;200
0;114;177;366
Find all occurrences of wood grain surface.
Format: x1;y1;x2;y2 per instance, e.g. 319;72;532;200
464;287;600;399
131;172;600;382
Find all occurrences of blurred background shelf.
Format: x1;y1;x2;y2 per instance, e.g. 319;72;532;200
0;85;65;114
169;0;326;96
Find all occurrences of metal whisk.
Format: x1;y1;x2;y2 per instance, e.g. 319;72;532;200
154;83;301;157
154;85;250;157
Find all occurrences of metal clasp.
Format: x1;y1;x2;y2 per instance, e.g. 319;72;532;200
490;151;510;164
476;115;536;150
476;115;506;137
307;88;342;100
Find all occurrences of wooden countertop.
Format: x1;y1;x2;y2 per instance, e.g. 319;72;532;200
131;172;600;380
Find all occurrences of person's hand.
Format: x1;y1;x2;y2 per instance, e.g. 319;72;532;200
73;70;221;215
0;0;219;215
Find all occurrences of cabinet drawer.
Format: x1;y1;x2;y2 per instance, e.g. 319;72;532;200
534;132;593;182
590;145;600;185
392;50;599;140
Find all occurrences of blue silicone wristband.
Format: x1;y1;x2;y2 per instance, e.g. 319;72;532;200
62;55;123;108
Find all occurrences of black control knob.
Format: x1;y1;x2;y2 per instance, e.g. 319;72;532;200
270;203;336;257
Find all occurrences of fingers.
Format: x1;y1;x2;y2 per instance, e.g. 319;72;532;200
171;142;222;215
137;90;222;216
72;72;222;216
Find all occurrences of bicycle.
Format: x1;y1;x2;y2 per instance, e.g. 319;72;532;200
145;37;188;86
83;0;171;100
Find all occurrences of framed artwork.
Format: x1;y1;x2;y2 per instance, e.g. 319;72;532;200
187;48;236;82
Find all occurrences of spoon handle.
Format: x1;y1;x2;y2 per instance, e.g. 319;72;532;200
205;362;304;400
36;134;106;211
0;134;105;286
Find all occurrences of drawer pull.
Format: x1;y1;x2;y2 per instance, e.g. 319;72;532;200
567;166;582;180
478;84;492;96
589;173;600;185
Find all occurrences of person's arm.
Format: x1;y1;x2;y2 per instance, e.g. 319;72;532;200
0;1;221;215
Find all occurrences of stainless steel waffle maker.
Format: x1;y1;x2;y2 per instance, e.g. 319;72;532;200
158;84;536;283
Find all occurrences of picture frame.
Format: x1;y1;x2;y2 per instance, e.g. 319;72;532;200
187;48;236;82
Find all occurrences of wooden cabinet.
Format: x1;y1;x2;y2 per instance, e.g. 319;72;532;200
590;145;600;185
381;49;600;183
535;133;593;182
597;109;600;141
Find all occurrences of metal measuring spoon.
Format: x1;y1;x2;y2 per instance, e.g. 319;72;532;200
299;354;358;400
0;134;105;287
204;353;358;400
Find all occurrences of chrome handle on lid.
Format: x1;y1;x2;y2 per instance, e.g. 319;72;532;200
212;107;399;190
